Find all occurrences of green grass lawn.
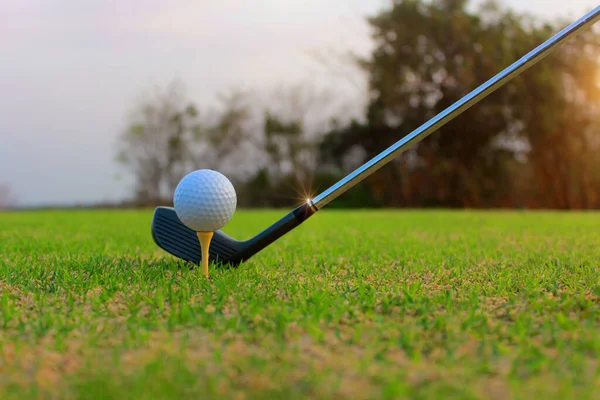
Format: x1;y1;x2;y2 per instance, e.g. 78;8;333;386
1;209;599;399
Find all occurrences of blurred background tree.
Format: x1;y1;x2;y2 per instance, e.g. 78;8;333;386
0;183;17;210
318;0;600;208
115;0;600;209
115;80;204;205
239;83;348;207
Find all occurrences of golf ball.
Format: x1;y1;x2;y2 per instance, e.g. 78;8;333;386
173;169;237;232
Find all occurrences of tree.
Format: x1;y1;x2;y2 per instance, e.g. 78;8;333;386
319;0;600;209
116;80;203;205
199;82;349;207
512;23;600;209
115;79;345;207
200;88;259;182
246;83;348;206
0;183;16;209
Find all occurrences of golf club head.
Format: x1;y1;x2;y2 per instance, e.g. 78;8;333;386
151;206;247;266
151;203;315;267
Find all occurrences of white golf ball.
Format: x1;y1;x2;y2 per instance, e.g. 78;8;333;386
173;169;237;232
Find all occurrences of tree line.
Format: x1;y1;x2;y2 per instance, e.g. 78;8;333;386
116;0;600;209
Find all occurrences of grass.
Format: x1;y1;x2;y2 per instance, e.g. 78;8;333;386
0;208;599;399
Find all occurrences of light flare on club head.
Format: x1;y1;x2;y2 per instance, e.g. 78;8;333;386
295;191;315;208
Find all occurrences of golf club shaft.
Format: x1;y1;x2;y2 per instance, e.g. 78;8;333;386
311;6;600;210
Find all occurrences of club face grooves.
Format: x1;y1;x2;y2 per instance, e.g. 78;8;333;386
151;203;315;267
152;207;247;266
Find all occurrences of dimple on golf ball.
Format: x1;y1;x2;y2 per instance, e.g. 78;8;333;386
173;169;237;232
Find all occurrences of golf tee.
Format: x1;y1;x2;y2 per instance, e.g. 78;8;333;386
196;231;214;278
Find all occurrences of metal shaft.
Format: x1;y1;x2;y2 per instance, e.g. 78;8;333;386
312;6;600;210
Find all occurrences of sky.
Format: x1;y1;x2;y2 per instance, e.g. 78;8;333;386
1;0;597;207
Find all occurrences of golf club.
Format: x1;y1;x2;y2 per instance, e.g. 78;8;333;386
152;6;600;266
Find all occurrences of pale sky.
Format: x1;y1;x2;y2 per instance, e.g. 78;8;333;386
1;0;597;207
